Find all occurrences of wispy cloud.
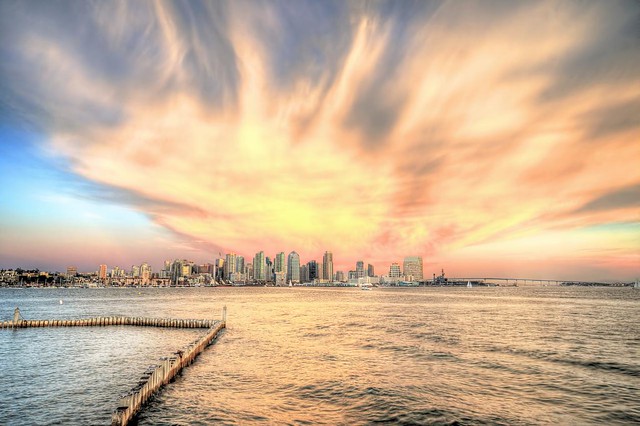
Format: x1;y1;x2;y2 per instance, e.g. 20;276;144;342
1;0;638;278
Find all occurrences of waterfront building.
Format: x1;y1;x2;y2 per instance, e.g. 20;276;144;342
389;263;401;278
214;258;224;281
274;271;286;286
181;264;191;277
254;251;266;281
66;266;77;277
246;263;253;281
300;264;309;283
403;256;424;280
287;251;300;283
367;264;375;277
307;260;318;281
140;262;151;285
335;271;345;282
224;253;237;280
356;261;365;278
323;251;333;282
111;266;120;278
131;265;140;278
266;257;273;282
236;256;244;275
275;252;286;273
99;264;107;280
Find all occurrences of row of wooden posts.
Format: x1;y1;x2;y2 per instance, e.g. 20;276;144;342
111;320;226;426
0;316;216;329
2;306;227;426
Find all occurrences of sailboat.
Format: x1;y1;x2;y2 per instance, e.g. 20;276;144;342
289;280;293;287
634;279;639;289
467;281;472;288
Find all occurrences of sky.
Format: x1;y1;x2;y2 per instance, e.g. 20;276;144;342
0;0;638;281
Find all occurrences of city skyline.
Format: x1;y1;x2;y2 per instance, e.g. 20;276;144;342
1;1;639;281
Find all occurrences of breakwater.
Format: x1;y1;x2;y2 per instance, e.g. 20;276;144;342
0;316;217;329
2;308;227;426
111;320;225;426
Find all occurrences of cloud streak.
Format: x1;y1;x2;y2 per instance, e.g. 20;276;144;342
1;0;638;279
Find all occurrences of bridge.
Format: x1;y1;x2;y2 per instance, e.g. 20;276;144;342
446;277;612;286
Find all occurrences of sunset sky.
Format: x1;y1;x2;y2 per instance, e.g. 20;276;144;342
0;1;638;280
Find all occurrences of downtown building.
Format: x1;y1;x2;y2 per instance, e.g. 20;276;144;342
287;251;300;283
323;251;334;282
403;256;424;281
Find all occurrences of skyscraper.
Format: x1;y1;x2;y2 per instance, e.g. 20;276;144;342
403;256;424;280
307;260;318;281
356;261;365;278
140;262;151;285
253;251;266;281
299;264;309;283
323;251;334;282
367;264;375;277
275;252;286;273
224;253;237;280
99;264;107;280
265;257;273;281
287;251;300;283
236;256;244;275
389;263;401;278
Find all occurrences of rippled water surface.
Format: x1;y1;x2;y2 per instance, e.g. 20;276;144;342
1;286;638;425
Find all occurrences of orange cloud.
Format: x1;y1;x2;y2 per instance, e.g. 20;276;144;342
2;1;638;279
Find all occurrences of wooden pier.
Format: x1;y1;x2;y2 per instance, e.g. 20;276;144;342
0;316;218;329
2;307;227;426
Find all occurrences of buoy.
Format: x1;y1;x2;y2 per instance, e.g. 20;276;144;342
59;300;63;305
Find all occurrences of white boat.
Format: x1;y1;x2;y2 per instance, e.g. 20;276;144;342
289;280;293;287
467;281;472;288
634;279;639;289
361;286;372;291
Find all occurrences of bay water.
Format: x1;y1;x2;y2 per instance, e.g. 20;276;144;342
0;286;638;425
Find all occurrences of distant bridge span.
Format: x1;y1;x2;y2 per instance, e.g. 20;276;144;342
447;277;610;286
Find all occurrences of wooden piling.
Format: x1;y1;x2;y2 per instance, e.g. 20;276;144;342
110;320;226;426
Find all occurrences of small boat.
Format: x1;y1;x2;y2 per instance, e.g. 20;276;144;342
467;281;472;288
361;286;371;290
634;279;639;289
59;299;63;305
289;280;293;287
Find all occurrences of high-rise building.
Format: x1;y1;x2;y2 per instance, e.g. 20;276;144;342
253;251;266;281
236;256;245;275
224;253;237;280
356;261;365;278
389;263;401;278
99;264;107;280
403;256;424;280
132;265;140;278
275;252;286;273
299;264;309;283
323;251;333;282
140;262;151;285
265;257;273;282
335;271;345;282
367;264;375;277
246;263;253;280
307;260;318;281
287;251;300;283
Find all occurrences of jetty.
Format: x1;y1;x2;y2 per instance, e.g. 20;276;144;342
2;307;227;426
